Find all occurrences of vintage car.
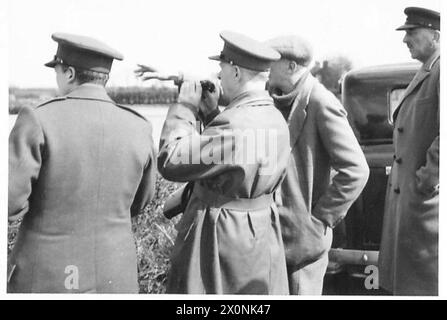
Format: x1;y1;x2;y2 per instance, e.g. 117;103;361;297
323;62;420;295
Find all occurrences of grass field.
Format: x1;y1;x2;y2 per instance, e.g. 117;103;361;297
132;175;182;293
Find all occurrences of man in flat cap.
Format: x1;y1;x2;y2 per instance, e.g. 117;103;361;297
265;35;369;295
379;7;440;296
157;30;290;294
8;33;157;293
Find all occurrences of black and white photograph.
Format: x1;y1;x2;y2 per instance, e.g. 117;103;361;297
0;0;444;301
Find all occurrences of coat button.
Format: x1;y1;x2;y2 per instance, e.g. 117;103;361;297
393;154;396;160
395;157;402;164
397;127;404;133
394;187;400;194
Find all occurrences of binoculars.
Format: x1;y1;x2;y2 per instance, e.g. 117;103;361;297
170;74;217;96
198;80;216;94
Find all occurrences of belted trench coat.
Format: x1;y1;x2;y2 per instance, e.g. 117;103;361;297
158;90;291;294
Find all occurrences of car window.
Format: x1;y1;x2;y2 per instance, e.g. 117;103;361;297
388;88;406;124
344;82;394;144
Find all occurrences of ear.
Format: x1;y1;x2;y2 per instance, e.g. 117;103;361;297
288;60;298;73
233;65;241;80
433;31;440;42
66;66;77;83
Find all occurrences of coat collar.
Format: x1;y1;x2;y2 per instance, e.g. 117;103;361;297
226;90;273;110
66;83;113;103
423;49;440;72
286;71;316;148
393;51;439;120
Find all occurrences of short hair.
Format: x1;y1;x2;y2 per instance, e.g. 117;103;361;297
60;64;109;86
240;66;269;83
265;35;314;67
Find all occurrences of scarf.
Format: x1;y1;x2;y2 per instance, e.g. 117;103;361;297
270;70;310;121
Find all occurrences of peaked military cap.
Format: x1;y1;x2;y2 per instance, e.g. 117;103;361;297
396;7;440;31
209;30;280;71
45;33;124;73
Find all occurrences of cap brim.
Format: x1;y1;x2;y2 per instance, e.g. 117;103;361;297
44;59;58;68
396;23;420;30
208;55;222;61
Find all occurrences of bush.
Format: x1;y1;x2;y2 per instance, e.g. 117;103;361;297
107;86;178;105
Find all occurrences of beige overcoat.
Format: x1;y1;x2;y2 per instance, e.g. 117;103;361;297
158;90;291;294
275;72;369;270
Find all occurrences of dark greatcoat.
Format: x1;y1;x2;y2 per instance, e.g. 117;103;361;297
379;52;440;295
8;84;156;293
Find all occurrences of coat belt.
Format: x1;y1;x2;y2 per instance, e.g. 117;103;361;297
193;183;274;211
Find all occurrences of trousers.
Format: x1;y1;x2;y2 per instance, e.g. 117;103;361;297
287;253;329;295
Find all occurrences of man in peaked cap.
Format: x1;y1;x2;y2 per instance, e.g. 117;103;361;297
379;7;440;295
157;30;291;294
8;33;157;293
264;34;369;295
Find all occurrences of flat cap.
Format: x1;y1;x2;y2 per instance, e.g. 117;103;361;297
45;33;123;73
396;7;440;31
265;35;314;67
209;30;280;71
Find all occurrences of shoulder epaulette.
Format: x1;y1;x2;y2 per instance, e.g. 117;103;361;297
36;96;67;108
115;104;148;122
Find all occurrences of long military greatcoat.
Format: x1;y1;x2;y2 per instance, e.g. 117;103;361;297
379;51;440;296
158;90;291;294
8;84;156;293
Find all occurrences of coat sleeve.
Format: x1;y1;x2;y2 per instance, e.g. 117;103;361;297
415;80;440;195
200;107;221;127
312;96;370;228
130;124;157;217
9;107;45;220
157;103;243;182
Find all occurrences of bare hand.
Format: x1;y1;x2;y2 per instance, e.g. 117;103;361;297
178;80;202;108
199;79;221;117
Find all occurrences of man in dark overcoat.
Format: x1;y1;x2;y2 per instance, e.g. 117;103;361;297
379;7;440;295
8;33;156;293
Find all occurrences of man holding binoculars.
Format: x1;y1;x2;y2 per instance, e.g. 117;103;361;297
153;30;291;294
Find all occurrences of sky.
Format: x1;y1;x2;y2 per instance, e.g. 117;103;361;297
5;0;442;88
